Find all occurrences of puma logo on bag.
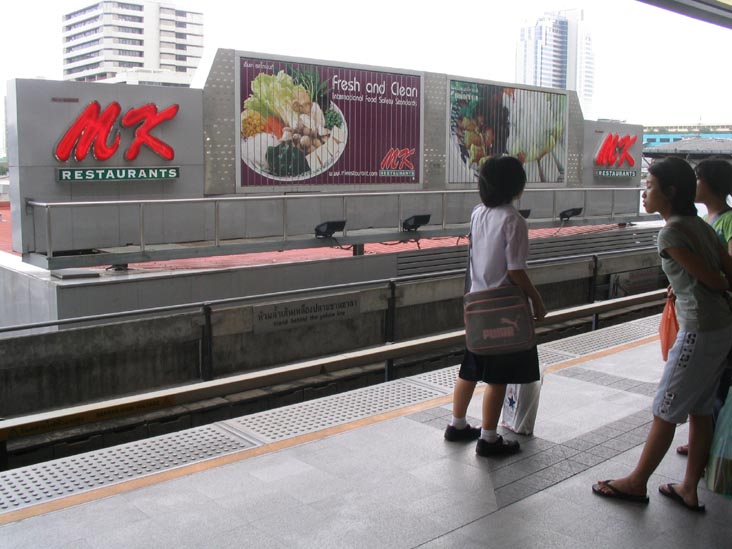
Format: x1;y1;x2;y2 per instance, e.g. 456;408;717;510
482;317;520;340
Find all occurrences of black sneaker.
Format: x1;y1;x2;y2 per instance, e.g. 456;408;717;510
444;424;481;442
476;435;521;456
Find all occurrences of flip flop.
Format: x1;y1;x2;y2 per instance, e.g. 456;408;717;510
658;483;705;512
592;479;649;503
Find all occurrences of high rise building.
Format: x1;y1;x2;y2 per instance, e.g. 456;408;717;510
516;9;594;117
62;1;203;87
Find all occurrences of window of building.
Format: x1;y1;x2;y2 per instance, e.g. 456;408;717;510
175;44;186;51
175;10;187;17
175;55;187;62
64;4;101;21
113;14;143;23
66;28;101;42
117;26;144;34
65;62;101;75
176;66;188;72
117;61;143;68
116;38;143;46
116;2;143;10
175;32;186;39
64;16;100;32
116;49;143;57
175;21;186;28
66;52;99;64
65;39;101;53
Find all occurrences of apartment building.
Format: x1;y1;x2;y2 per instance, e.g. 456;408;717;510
62;1;203;86
516;9;594;118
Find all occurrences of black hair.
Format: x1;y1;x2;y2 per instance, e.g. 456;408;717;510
695;159;732;199
648;157;697;216
478;156;527;207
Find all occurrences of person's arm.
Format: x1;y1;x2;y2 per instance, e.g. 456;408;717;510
719;240;732;290
727;238;732;259
665;246;730;291
507;269;546;320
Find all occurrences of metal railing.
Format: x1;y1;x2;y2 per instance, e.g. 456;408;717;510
25;187;647;259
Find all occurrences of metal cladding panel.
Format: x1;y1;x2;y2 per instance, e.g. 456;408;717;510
583;120;644;187
203;48;237;195
8;79;204;254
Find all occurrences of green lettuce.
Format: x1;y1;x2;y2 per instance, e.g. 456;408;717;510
243;71;304;128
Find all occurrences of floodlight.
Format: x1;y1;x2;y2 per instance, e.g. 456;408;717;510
314;220;346;238
402;214;431;232
559;207;583;222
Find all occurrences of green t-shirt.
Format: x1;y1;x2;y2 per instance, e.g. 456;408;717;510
707;209;732;246
658;215;732;331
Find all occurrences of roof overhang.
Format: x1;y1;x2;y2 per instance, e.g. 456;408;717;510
637;0;732;29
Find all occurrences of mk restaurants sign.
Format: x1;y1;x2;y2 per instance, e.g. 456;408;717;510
54;100;180;182
594;133;638;178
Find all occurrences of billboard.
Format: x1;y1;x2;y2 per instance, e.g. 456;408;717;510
237;56;422;187
447;80;568;184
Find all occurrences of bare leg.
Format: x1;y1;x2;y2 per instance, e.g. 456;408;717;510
482;383;507;430
452;377;477;419
595;415;676;496
672;414;713;507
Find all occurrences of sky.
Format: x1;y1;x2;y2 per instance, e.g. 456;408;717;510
2;0;732;138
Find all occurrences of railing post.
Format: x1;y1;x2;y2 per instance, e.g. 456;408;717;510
45;206;53;258
214;201;220;247
139;203;146;253
200;304;214;381
384;280;397;381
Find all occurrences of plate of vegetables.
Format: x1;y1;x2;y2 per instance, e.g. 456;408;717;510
241;68;348;181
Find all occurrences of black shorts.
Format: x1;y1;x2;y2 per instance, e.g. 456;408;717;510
458;346;540;385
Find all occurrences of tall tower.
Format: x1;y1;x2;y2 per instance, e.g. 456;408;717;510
516;9;594;117
61;1;203;87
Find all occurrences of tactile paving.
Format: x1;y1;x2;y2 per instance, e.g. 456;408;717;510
541;321;657;358
223;380;444;443
0;424;257;512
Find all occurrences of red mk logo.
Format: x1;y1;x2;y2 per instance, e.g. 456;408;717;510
595;134;637;167
55;101;179;162
380;147;416;170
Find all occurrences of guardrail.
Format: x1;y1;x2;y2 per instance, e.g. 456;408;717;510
25;187;647;260
0;287;666;470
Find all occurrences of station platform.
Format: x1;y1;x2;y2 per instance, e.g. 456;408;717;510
2;316;730;547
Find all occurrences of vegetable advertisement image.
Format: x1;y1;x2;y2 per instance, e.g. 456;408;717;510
448;80;567;184
239;57;422;186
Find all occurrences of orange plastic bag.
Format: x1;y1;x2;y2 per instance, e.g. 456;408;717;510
659;297;679;361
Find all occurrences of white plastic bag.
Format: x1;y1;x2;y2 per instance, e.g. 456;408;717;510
500;380;542;435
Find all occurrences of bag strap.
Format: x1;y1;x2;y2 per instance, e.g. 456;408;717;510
464;228;472;295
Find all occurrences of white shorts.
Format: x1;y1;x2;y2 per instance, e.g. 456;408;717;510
653;325;732;424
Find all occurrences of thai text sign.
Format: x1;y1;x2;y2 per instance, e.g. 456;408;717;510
254;294;360;332
238;56;421;186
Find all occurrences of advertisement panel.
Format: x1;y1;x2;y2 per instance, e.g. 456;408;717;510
238;56;422;187
448;80;568;184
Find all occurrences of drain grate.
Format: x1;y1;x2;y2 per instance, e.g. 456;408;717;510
0;425;257;512
630;314;661;331
224;380;444;443
538;347;577;367
542;322;657;358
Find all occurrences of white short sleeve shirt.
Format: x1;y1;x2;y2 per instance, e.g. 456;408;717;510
468;203;529;292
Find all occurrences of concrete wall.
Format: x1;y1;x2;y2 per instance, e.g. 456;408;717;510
0;252;58;328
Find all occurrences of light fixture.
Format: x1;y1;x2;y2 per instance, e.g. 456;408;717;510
402;214;431;232
314;220;346;238
559;207;583;222
518;209;531;219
